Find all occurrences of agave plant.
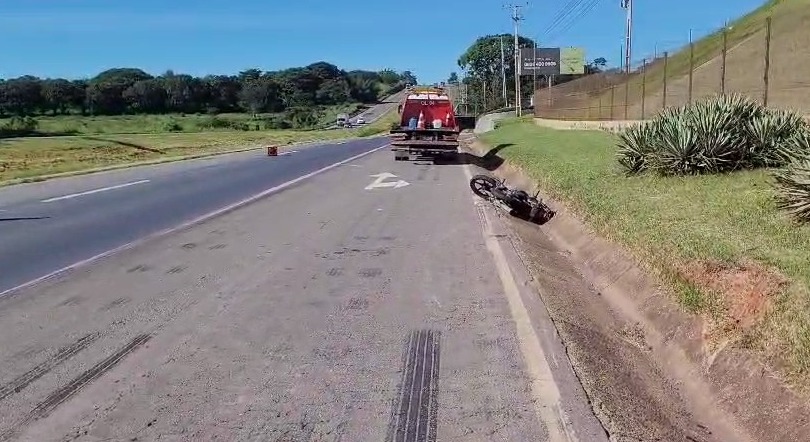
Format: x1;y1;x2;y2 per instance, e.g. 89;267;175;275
615;93;810;177
786;124;810;160
774;160;810;224
650;121;703;175
684;98;745;173
712;93;765;123
745;110;810;167
616;123;655;175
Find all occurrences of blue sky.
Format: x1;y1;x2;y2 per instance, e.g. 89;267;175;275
0;0;767;83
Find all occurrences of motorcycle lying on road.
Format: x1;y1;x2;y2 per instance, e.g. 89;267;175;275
469;174;556;225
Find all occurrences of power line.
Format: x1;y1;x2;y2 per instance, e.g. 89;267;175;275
546;0;602;41
545;0;602;43
543;0;585;35
542;0;589;38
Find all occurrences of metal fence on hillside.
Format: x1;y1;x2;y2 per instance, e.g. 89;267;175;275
534;11;810;120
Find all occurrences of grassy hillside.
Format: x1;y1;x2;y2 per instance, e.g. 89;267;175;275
539;0;810;119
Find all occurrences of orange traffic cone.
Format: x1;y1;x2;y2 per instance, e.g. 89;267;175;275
417;111;425;129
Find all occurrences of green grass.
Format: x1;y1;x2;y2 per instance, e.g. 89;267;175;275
0;107;396;182
2;103;365;136
482;119;810;380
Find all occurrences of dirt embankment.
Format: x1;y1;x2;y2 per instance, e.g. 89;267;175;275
461;133;810;442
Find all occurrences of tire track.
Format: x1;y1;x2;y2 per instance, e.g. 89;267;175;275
386;329;441;442
0;332;100;402
1;333;151;441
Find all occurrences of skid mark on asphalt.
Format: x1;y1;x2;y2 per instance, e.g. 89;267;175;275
126;264;151;273
1;334;151;441
98;297;130;312
386;329;441;442
358;267;383;278
166;265;187;274
0;333;100;402
58;295;83;307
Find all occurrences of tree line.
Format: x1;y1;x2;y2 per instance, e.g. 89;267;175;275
453;33;605;114
0;63;417;118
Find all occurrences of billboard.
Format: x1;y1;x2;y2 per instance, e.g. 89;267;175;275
560;47;586;75
520;47;585;76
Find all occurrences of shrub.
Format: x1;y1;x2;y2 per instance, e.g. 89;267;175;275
261;117;291;130
196;116;249;131
196;116;231;130
616;94;810;176
162;119;184;132
773;133;810;223
285;107;320;129
0;116;39;138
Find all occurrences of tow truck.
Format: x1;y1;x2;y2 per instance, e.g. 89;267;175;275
390;86;466;162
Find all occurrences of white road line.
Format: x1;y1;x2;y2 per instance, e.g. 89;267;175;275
41;180;150;203
462;164;571;442
1;143;389;299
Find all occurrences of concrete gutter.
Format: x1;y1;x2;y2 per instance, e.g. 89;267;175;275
534;115;810;133
533;117;646;133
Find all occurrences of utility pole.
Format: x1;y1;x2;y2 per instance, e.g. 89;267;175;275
500;35;507;106
505;2;528;117
532;38;537;96
621;0;633;74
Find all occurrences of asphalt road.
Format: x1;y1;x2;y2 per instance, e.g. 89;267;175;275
349;91;404;126
0;145;607;440
326;90;405;129
0;137;391;295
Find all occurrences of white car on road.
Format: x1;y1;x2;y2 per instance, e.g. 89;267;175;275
356;117;366;125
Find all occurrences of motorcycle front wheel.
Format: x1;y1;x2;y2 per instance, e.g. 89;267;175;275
469;174;498;198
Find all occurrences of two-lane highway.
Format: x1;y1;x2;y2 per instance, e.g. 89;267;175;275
0;142;607;441
0;137;390;294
